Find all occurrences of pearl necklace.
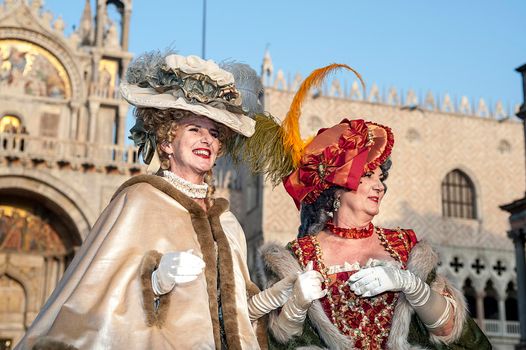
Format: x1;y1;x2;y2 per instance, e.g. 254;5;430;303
161;170;208;199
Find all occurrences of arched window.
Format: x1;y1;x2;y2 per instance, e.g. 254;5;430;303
505;282;518;321
0;114;21;133
441;169;476;219
463;278;477;317
483;280;499;320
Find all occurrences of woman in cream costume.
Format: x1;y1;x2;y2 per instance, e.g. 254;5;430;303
15;53;296;350
237;64;490;349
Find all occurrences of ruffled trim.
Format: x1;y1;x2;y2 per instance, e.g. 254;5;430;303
326;257;402;275
364;121;395;172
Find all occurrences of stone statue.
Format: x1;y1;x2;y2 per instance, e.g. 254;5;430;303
53;15;65;33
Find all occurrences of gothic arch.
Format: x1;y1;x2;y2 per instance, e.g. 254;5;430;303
439;165;481;197
505;281;518;321
0;170;94;242
462;277;478;318
483;279;499;320
440;167;479;220
0;111;26;129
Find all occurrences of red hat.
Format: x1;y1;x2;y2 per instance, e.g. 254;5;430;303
283;119;394;208
231;63;394;209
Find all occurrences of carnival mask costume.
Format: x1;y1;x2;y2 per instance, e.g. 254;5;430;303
15;53;268;350
234;64;490;349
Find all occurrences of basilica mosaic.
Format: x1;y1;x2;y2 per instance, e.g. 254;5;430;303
0;39;71;99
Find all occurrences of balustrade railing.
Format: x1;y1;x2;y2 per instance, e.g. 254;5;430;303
89;83;121;100
482;319;520;338
0;132;140;169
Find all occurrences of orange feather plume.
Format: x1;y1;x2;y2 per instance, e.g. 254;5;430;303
282;63;365;167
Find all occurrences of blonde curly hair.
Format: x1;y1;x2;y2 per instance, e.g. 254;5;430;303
134;108;231;169
134;108;232;206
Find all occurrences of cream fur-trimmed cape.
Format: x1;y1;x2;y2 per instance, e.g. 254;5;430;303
17;175;266;350
261;240;468;350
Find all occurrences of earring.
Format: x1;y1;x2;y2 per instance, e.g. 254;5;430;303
333;196;341;213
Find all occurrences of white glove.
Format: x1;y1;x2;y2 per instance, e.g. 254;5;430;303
348;265;428;301
349;265;451;329
151;249;206;295
275;261;327;336
248;274;296;322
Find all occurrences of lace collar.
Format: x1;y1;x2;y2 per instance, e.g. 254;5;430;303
161;170;208;199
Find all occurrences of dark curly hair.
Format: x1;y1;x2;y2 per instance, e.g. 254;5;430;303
298;158;392;238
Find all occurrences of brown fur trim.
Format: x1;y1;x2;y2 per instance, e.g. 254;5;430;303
239;246;268;350
189;212;220;349
209;208;242;350
246;280;261;297
139;250;170;328
207;197;229;216
117;175;222;348
32;337;78;350
256;314;269;350
244;281;269;349
112;175;206;217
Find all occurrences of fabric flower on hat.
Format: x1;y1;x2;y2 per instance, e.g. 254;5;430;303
120;52;256;138
165;55;234;86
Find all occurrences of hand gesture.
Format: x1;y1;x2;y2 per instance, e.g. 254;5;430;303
275;261;327;336
348;265;411;298
152;249;206;295
293;261;327;308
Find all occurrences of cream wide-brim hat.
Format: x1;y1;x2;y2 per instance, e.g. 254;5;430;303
120;83;255;137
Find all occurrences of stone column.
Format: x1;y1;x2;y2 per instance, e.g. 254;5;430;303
88;100;100;144
499;297;507;335
69;101;80;141
509;229;526;349
91;53;101;92
122;8;132;51
476;292;485;327
42;257;50;303
117;104;128;146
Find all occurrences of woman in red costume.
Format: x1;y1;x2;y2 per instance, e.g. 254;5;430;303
245;64;491;349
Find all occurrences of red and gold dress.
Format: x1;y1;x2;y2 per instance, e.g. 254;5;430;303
288;227;417;349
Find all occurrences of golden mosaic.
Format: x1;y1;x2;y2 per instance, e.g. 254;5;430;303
0;39;71;98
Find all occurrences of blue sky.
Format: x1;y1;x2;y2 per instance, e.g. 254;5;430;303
45;0;526;113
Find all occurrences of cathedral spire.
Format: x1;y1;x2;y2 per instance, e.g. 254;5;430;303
79;0;93;45
261;47;273;87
